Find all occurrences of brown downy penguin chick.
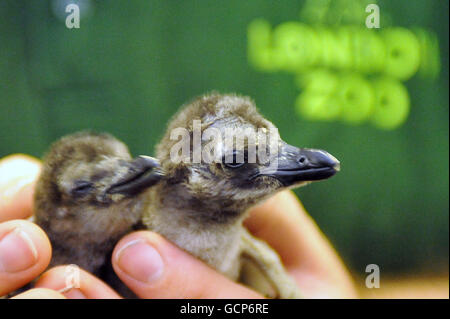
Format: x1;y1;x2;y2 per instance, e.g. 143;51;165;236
143;93;340;298
34;131;163;280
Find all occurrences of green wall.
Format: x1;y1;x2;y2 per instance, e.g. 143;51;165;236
0;0;448;277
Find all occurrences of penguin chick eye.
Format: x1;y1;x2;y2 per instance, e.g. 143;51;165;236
71;181;94;197
222;151;247;169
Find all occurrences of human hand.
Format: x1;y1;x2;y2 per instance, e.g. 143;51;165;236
98;191;357;298
1;154;256;299
0;154;59;298
1;154;356;299
245;191;357;298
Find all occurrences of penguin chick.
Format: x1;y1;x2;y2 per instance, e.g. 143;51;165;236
143;93;340;298
34;131;163;275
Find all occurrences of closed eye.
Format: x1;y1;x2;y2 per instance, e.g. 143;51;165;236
71;181;94;197
222;150;247;169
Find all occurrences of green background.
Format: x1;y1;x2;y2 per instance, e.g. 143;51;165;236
0;0;448;279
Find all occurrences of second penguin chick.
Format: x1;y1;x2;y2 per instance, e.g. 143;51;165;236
34;131;163;276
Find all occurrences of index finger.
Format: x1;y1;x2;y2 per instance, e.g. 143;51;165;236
244;190;356;298
0;154;41;222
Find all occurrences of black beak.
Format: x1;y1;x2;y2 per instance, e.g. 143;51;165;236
259;144;340;187
106;156;163;196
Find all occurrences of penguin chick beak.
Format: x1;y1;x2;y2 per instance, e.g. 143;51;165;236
260;144;340;187
106;155;164;196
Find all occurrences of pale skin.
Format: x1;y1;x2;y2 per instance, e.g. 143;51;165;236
0;154;357;299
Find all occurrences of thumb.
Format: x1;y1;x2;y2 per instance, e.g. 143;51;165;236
112;231;263;299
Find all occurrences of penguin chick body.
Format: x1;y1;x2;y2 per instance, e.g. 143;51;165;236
34;131;163;276
143;93;340;298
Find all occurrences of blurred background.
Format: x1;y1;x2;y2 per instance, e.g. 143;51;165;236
0;0;448;298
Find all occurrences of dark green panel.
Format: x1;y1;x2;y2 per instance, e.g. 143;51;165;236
0;0;448;276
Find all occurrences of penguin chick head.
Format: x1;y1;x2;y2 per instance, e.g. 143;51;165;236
155;93;340;217
35;131;162;225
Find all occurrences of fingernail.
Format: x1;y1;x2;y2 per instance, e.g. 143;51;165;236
0;228;39;273
116;239;164;284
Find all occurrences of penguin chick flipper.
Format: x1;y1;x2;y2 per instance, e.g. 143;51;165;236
239;229;302;299
239;256;277;298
